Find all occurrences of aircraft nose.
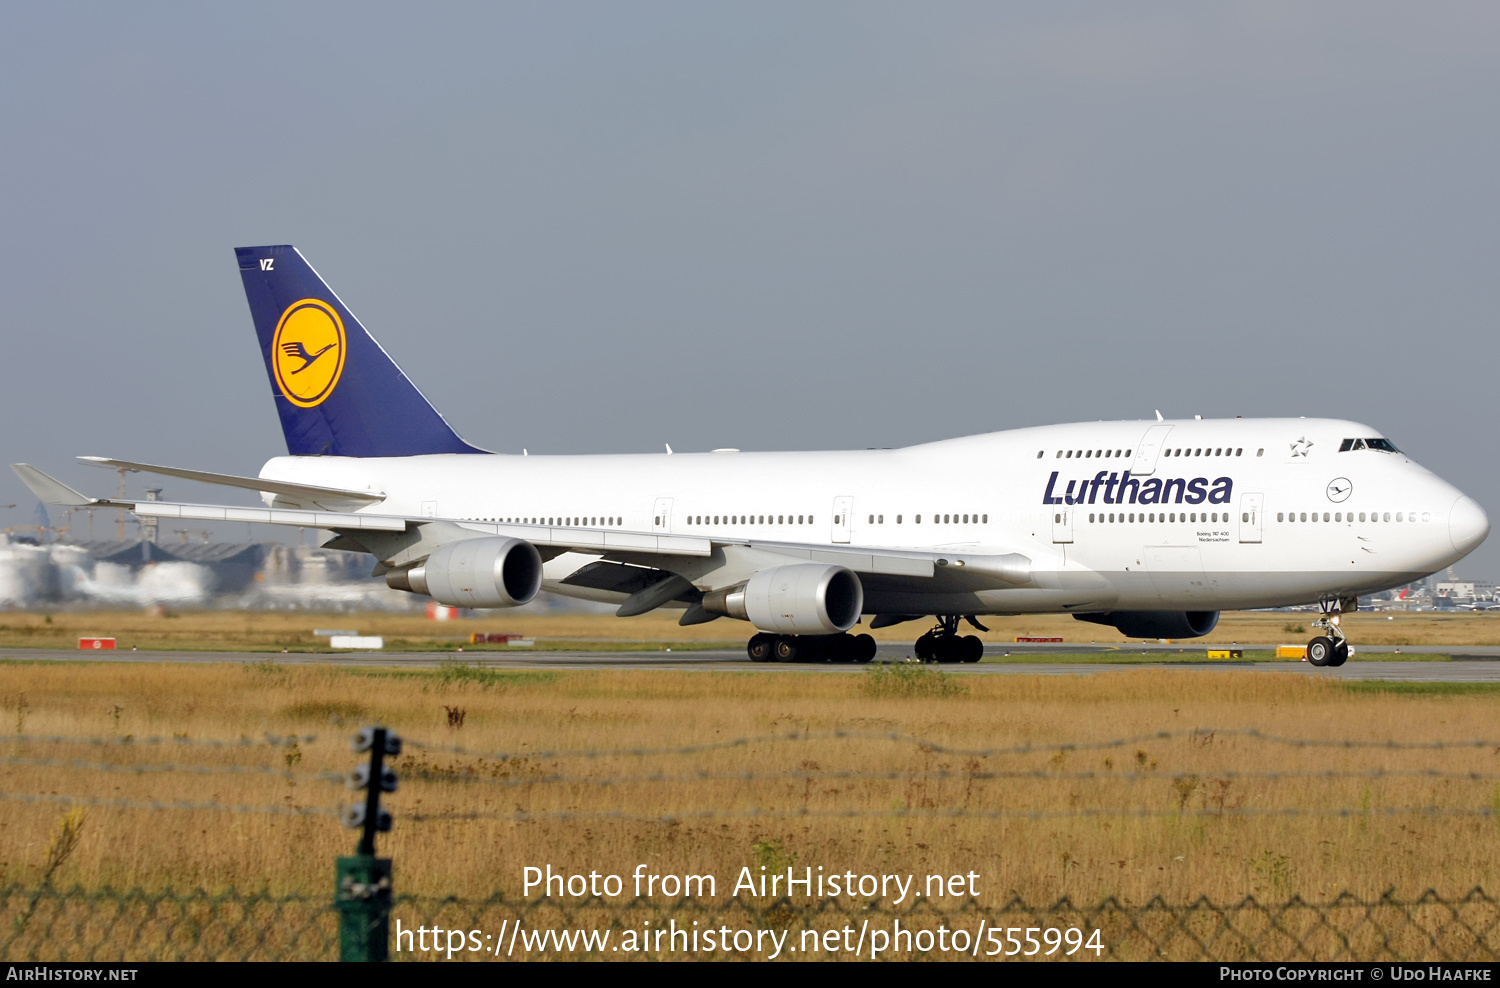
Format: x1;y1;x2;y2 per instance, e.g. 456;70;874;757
1449;496;1491;554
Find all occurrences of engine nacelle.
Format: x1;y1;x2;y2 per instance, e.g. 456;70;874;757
702;563;864;634
387;537;542;609
1074;610;1220;640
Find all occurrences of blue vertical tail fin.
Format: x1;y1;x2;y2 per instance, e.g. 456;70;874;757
235;245;486;457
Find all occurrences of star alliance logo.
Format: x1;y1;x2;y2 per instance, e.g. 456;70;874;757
1290;437;1313;457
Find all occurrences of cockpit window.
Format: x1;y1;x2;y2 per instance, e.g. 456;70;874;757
1339;437;1400;453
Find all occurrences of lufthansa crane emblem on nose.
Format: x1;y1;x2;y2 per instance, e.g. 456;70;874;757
1326;477;1352;503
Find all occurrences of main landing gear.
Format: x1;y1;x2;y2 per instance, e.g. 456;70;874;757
914;615;984;664
1306;598;1354;668
747;632;877;664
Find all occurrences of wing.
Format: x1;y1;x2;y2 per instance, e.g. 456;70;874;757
12;464;1033;613
11;462;709;556
76;456;385;508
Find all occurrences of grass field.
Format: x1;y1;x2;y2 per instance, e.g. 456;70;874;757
3;658;1499;912
1;608;1497;653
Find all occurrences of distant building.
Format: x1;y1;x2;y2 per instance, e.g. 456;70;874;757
1437;581;1476;600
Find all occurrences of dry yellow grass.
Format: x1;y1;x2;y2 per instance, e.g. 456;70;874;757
2;608;1497;652
2;658;1498;917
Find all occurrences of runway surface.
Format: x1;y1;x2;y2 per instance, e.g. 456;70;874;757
7;643;1500;681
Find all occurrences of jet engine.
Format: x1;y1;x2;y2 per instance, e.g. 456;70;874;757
702;563;864;634
1074;610;1220;640
386;537;542;609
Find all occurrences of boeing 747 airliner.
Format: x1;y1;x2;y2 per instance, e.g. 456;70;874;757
13;246;1490;666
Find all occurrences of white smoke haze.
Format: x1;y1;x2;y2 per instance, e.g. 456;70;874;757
0;537;421;612
75;561;217;608
244;582;414;610
0;543;57;607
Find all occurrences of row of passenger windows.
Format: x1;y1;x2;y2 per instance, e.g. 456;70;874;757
1045;448;1133;459
471;517;621;526
1163;447;1251;457
1083;509;1436;526
687;514;814;526
683;512;994;527
467;507;1433;532
1279;510;1429;523
1038;447;1262;459
466;506;1433;530
1088;511;1226;524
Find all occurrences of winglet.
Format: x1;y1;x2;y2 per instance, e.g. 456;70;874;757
10;465;98;506
1155;410;1164;422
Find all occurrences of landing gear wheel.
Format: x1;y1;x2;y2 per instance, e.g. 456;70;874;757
747;633;774;663
774;636;799;662
915;632;937;662
1309;599;1353;671
961;635;984;663
1307;636;1335;667
852;633;877;664
915;616;971;662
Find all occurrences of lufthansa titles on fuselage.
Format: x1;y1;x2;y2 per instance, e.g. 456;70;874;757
1042;471;1232;506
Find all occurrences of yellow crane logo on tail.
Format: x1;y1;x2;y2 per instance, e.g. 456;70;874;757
272;299;346;407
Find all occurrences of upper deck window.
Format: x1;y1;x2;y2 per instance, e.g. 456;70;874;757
1339;437;1401;453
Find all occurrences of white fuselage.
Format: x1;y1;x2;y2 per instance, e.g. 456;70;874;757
258;417;1488;615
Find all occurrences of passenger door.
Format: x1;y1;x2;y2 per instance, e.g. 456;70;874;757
1239;493;1264;544
831;496;853;543
1051;506;1073;544
652;497;673;533
1130;425;1174;476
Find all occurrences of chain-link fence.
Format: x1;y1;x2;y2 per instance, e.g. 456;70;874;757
8;726;1500;961
5;884;1500;961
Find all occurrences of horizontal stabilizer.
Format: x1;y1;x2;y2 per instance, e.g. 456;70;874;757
77;456;384;505
10;464;97;506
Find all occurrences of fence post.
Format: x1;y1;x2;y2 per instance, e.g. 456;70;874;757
337;726;400;962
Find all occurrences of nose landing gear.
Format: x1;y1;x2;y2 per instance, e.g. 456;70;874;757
913;615;984;664
1306;598;1355;668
